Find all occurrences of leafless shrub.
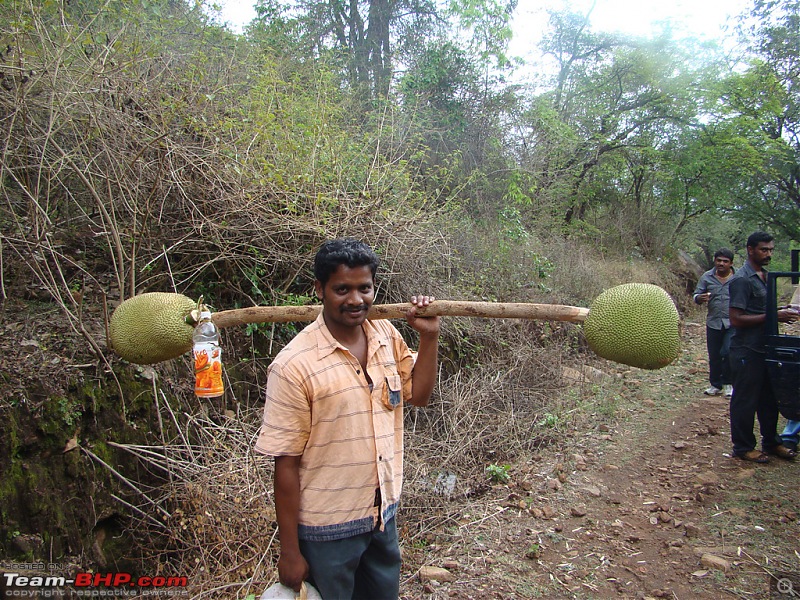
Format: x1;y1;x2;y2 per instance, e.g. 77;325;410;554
92;312;583;598
102;398;279;598
405;320;572;477
0;2;451;387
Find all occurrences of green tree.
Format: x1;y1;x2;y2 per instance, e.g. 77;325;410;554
728;0;800;240
398;37;520;217
515;10;725;249
447;0;517;69
253;0;437;100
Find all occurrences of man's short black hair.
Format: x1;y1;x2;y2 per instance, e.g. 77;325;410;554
314;238;380;285
746;231;774;248
714;248;734;261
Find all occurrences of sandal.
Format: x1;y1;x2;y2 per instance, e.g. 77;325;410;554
735;450;770;463
767;445;797;460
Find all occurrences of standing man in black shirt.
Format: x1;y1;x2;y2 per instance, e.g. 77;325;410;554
728;231;798;463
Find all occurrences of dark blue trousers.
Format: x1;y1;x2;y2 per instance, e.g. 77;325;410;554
300;518;401;600
706;326;733;389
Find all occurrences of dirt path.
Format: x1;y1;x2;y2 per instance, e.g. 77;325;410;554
400;322;800;599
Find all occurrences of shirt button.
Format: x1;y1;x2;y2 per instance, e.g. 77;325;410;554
356;369;361;374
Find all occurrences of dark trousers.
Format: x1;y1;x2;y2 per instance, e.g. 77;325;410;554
300;518;401;600
729;347;782;455
706;326;733;388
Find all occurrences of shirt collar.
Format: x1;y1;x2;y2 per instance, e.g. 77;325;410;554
741;261;766;279
312;311;389;360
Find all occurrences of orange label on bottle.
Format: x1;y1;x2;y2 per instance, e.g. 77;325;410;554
194;343;224;397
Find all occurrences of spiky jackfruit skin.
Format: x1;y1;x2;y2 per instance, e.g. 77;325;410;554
584;283;680;370
110;293;196;364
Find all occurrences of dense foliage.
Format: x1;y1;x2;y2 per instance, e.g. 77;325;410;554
2;0;798;319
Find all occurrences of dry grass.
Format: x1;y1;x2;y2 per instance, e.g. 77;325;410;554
544;236;683;306
106;399;279;598
0;1;448;322
91;314;600;598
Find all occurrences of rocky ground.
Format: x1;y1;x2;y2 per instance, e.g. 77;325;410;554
399;322;800;599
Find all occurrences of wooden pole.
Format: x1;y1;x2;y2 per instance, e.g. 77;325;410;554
211;300;590;329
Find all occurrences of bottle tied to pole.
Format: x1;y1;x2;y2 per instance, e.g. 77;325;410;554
192;298;224;398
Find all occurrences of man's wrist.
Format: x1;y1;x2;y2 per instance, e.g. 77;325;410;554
279;541;303;557
418;332;440;343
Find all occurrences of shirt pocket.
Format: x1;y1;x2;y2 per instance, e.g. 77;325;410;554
382;374;403;410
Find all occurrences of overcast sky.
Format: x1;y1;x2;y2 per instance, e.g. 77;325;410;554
537;0;750;39
213;0;751;41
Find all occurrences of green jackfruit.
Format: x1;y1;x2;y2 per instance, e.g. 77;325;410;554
110;292;196;364
584;283;680;370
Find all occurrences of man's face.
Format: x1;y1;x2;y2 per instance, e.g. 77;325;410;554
714;256;733;276
748;241;775;268
314;264;375;331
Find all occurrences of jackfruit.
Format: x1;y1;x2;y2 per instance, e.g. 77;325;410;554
584;283;680;370
110;292;196;364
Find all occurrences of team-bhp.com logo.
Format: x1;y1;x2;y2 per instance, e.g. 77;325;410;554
2;571;188;596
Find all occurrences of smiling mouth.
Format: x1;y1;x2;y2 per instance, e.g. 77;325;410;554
343;306;368;315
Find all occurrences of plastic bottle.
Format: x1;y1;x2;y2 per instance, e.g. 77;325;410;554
193;309;224;398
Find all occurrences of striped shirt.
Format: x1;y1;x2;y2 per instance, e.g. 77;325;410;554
255;312;414;541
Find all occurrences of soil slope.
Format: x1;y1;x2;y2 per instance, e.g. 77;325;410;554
400;321;800;599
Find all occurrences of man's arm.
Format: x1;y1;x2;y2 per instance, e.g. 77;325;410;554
406;295;440;407
728;277;753;328
274;455;308;592
728;306;762;329
693;273;712;304
730;306;798;328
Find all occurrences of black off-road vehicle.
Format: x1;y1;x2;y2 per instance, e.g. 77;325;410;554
765;269;800;420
